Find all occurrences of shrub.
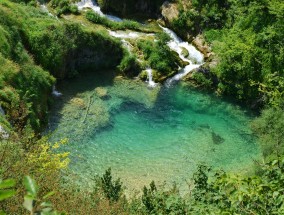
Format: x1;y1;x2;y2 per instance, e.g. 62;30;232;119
100;168;123;202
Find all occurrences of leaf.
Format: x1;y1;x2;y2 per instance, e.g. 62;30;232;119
0;211;6;215
41;207;53;212
23;196;34;212
43;191;55;200
23;176;38;197
0;190;16;201
0;179;16;189
40;201;53;207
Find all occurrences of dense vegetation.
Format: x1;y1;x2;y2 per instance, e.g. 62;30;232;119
171;0;284;108
0;0;283;214
0;0;124;132
137;32;180;76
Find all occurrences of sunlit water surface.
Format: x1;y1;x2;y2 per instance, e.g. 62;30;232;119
49;72;261;193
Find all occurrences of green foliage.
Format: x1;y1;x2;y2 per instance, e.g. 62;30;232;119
252;107;284;160
85;10;140;31
100;168;123;202
191;71;214;90
169;0;284;107
137;38;178;75
0;179;15;201
141;181;187;214
117;52;141;77
49;0;79;16
23;176;59;214
0;0;124;131
0;178;15;215
188;160;284;214
0;2;55;131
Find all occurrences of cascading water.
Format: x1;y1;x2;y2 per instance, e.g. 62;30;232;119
145;68;157;88
38;1;56;18
108;30;140;39
160;26;204;85
76;0;122;22
76;1;203;88
52;86;62;97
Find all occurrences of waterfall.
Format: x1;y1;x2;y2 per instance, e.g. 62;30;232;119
160;26;204;86
76;0;122;22
0;125;9;139
76;1;203;87
39;2;57;18
52;86;62;97
108;30;140;39
0;105;4;115
145;68;157;88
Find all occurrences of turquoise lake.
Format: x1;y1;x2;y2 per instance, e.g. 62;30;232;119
49;72;261;193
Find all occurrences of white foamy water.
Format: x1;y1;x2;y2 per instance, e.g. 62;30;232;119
52;86;62;97
108;30;154;39
160;25;204;85
145;68;157;87
40;4;57;18
108;30;140;39
76;0;122;22
0;125;9;139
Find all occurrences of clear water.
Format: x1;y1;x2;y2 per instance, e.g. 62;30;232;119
49;72;261;193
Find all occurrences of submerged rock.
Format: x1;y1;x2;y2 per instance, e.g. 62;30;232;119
95;87;109;99
211;131;225;145
70;97;86;109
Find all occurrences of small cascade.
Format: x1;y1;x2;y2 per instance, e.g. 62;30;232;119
108;30;140;39
108;30;154;39
160;25;204;86
52;86;62;97
145;68;157;88
76;0;122;22
0;125;9;139
0;105;4;115
39;3;56;18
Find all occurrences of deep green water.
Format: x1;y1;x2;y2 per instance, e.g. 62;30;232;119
49;72;261;192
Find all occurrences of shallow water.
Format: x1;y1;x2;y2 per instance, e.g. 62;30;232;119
49;72;261;193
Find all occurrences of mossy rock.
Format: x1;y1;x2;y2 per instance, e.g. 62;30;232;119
95;87;108;99
70;97;86;109
212;131;225;144
139;70;148;81
181;47;189;58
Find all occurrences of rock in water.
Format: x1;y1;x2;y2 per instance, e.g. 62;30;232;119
212;131;225;144
95;87;109;99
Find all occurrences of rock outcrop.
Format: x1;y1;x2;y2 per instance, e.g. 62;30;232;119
161;1;179;24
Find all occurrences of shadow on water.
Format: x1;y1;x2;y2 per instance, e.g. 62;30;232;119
48;70;117;133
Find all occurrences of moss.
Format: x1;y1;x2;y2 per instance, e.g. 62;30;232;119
95;87;108;99
181;47;189;58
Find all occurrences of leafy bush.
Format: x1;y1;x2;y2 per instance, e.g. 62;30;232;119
117;52;141;76
252;107;284;160
137;38;178;75
49;0;79;16
100;168;123;202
